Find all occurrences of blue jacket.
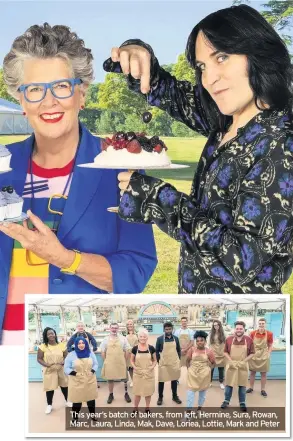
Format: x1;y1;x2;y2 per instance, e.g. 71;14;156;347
0;124;157;335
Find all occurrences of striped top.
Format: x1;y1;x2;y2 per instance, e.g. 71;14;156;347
2;159;73;345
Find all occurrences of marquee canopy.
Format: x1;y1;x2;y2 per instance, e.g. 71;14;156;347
27;294;287;313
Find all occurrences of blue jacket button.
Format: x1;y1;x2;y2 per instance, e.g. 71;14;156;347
52;278;63;285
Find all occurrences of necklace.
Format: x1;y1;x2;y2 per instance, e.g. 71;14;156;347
29;128;81;232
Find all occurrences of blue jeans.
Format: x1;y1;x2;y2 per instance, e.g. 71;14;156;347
186;389;207;408
224;385;246;405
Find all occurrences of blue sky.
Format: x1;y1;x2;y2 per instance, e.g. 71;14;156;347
0;0;274;83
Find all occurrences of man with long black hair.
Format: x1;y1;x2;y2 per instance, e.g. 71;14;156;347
105;4;293;298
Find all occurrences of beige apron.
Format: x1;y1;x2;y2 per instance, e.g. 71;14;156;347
187;349;211;392
158;338;181;382
225;338;249;387
68;357;97;403
210;335;226;368
249;332;270;372
133;346;155;397
126;333;138;368
42;345;68;392
101;337;127;380
179;332;191;367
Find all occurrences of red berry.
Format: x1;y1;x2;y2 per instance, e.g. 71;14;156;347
127;140;142;154
105;137;112;145
153;144;163;153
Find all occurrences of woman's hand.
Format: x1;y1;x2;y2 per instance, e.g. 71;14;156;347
118;171;134;195
0;210;74;268
111;45;151;93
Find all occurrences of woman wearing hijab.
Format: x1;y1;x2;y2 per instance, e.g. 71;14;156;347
37;327;70;414
64;337;98;420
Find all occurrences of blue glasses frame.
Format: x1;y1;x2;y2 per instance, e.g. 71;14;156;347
18;78;83;103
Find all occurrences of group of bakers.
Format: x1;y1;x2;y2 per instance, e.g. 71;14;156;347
37;317;273;418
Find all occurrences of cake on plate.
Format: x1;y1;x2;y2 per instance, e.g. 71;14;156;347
0;186;24;220
0;145;12;171
94;132;171;167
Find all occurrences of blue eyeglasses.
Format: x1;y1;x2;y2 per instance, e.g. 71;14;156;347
18;78;83;103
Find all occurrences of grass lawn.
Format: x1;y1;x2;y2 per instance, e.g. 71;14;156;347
1;134;293;306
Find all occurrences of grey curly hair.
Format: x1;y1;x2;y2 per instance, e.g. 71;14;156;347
3;23;94;99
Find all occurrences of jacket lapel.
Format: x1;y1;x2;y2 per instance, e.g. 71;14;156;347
57;125;105;242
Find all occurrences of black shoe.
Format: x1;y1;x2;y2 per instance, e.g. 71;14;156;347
130;409;138;418
91;416;98;422
197;406;202;411
157;397;163;405
107;393;114;404
145;409;151;417
185;410;191;419
221;401;229;409
261;390;267;397
246;388;253;393
240;405;248;412
124;392;132;403
172;395;182;404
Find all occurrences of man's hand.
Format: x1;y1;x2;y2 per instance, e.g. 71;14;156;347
110;45;151;94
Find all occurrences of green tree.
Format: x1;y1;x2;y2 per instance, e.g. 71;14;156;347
85;83;100;108
97;73;150;116
95;110;124;135
171;120;198;137
79;108;101;133
0;69;18;104
171;53;196;84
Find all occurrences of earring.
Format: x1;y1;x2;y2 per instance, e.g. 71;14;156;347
23;111;26;116
81;105;85;110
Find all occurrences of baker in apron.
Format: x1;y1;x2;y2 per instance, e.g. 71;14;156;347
130;327;156;416
174;317;194;368
247;318;273;397
37;327;70;415
100;323;132;404
221;321;255;411
126;320;139;387
186;330;215;413
64;337;98;421
156;322;182;405
208;320;226;389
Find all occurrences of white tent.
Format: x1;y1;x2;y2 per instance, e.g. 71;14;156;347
0;98;32;135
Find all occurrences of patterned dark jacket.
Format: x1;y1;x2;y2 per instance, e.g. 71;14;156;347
104;40;293;294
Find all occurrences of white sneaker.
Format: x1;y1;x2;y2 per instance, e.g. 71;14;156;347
66;401;72;407
45;405;52;414
220;383;225;390
129;382;133;387
209;383;212;387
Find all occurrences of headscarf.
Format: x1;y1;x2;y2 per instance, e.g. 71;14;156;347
74;336;90;358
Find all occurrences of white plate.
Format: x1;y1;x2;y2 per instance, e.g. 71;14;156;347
78;163;190;170
0;167;12;174
0;212;29;224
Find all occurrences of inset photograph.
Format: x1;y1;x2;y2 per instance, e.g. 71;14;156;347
26;294;290;436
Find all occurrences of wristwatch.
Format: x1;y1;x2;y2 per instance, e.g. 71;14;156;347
60;250;82;275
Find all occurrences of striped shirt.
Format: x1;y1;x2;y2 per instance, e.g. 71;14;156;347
2;159;73;345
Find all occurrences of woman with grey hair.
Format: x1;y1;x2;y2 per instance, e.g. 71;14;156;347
0;23;157;345
130;327;156;416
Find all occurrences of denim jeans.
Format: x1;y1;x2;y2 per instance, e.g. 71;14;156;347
224;385;246;405
186;389;207;408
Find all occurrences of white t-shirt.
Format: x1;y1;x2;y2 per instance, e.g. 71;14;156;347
100;334;130;352
174;328;194;340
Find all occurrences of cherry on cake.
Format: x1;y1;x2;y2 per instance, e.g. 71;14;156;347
94;132;171;167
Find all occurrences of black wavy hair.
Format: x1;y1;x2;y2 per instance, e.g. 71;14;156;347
43;327;58;346
164;322;173;329
185;4;293;131
194;330;208;340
